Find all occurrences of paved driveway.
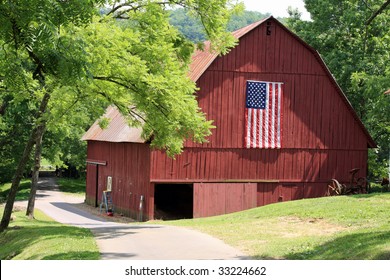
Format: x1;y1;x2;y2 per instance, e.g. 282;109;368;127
14;178;247;260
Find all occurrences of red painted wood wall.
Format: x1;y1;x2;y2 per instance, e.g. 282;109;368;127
86;141;152;220
193;183;257;218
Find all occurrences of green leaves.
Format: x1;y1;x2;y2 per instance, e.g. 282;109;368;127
82;4;210;156
87;1;243;156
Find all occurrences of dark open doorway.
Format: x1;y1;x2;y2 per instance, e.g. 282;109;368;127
154;184;193;220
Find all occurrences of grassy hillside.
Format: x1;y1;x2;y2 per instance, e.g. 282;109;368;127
157;193;390;260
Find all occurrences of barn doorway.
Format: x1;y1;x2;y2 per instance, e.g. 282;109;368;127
154;184;193;220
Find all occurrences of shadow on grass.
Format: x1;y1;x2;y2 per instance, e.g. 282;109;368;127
0;223;99;260
279;231;390;260
41;251;100;260
348;192;390;199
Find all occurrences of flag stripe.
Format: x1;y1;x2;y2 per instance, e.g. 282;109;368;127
264;83;269;148
257;109;261;148
277;83;282;148
252;107;257;148
270;83;273;148
245;81;283;149
246;108;251;148
259;106;263;148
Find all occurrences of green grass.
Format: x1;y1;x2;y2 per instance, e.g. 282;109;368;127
57;177;86;195
152;193;390;260
0;180;31;203
0;206;100;260
0;177;98;260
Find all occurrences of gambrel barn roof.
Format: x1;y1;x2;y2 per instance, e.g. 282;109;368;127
83;16;376;148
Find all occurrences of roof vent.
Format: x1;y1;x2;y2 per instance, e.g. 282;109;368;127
266;20;272;36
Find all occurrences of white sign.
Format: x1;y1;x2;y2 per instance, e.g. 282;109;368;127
107;176;112;191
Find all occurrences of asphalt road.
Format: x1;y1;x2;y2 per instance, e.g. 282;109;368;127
14;177;247;260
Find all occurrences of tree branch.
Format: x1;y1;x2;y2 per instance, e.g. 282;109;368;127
93;75;172;122
366;0;390;25
94;89;150;130
51;89;82;121
106;0;188;18
127;106;147;124
0;102;7;116
93;75;133;90
26;49;45;85
361;0;374;12
10;18;20;51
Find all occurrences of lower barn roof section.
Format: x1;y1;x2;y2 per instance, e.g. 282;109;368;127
82;105;144;143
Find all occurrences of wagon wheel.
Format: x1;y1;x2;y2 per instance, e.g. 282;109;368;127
327;179;343;196
356;177;369;194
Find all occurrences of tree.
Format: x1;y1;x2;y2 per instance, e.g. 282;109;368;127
0;0;106;230
0;99;34;183
0;0;242;231
287;0;390;179
26;127;44;218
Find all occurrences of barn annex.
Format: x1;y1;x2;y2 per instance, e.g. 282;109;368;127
82;17;376;220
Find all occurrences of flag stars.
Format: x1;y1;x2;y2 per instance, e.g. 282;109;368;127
246;81;267;109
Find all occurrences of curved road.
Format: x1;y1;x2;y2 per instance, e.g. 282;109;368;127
15;177;247;260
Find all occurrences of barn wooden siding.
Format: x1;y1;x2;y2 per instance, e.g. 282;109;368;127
86;141;152;220
150;18;371;210
193;183;257;218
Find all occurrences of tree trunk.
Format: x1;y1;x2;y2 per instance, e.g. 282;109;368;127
26;125;45;218
0;92;50;232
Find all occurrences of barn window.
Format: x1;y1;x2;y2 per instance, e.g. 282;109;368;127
154;184;193;220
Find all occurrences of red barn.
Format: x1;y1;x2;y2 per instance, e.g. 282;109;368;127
82;17;375;220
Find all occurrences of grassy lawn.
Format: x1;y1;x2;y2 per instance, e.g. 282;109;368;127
154;193;390;260
0;177;99;260
0;206;100;260
0;180;31;203
57;177;86;195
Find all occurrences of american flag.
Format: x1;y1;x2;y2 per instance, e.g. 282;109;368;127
245;81;283;149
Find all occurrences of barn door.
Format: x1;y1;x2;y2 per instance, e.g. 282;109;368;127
86;164;99;207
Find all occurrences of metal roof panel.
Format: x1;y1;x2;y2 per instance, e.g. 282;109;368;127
81;106;144;143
